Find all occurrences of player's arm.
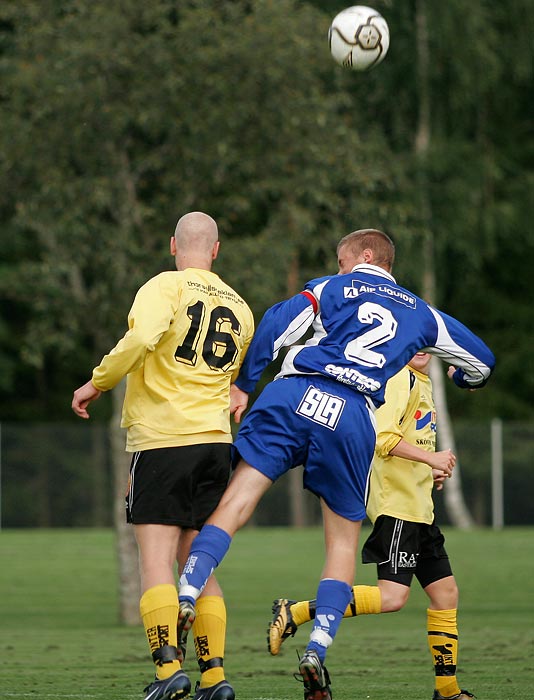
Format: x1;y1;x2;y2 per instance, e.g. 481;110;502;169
234;291;318;394
375;368;454;477
424;306;495;388
388;439;455;477
91;276;175;392
374;369;412;458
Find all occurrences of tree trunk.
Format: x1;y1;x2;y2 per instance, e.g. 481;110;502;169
415;0;473;528
429;359;474;528
111;380;141;625
91;424;107;526
286;249;308;526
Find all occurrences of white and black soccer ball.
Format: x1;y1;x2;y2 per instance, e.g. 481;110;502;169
328;5;390;71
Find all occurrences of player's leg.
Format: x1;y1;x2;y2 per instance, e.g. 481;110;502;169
136;523;190;698
298;501;359;700
297;383;375;698
178;529;234;700
179;378;310;612
268;574;410;654
174;443;239;700
312;501;361;648
417;525;473;700
128;449;191;699
178;461;272;606
270;516;418;655
268;584;378;655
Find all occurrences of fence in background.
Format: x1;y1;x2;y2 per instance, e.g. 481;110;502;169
0;420;532;528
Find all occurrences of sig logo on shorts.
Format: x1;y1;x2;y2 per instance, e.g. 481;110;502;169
296;386;346;430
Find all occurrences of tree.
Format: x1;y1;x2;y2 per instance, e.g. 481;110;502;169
412;0;473;527
0;0;407;617
0;0;532;544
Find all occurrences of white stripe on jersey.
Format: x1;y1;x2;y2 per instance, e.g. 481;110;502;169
276;280;329;375
273;280;328;360
426;307;492;385
272;304;317;360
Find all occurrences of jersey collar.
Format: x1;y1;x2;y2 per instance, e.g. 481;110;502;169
350;263;396;283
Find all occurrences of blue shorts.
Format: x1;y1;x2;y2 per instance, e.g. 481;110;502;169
233;375;376;521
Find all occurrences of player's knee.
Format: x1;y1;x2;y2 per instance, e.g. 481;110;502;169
380;586;410;612
425;575;459;609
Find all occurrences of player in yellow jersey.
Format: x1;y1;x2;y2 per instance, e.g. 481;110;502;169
72;212;254;700
268;352;475;700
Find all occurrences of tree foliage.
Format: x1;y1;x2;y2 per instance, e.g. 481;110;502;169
0;0;532;421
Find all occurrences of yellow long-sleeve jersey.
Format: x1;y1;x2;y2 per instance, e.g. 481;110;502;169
366;366;436;525
92;268;255;452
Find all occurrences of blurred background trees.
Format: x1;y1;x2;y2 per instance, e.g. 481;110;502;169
0;0;533;528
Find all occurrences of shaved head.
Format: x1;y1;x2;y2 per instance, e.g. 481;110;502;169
174;211;218;248
172;211;220;270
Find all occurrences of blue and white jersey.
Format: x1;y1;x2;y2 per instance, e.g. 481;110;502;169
236;264;495;406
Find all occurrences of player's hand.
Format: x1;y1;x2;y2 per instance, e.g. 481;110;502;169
428;448;456;477
432;468;447;491
448;364;476;391
230;384;249;424
72;380;102;419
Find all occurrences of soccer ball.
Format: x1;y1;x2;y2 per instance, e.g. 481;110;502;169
328;5;390;71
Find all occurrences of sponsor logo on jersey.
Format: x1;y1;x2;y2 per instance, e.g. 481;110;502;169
325;364;382;392
296;386;345;430
186;279;245;303
344;280;416;308
414;409;437;432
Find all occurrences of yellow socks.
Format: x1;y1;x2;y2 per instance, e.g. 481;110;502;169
140;584;181;680
350;585;382;615
290;600;314;626
427;608;461;698
290;585;381;624
193;595;227;688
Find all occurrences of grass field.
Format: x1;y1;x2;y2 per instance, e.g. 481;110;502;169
0;526;533;699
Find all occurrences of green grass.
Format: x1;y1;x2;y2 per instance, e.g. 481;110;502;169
1;527;533;699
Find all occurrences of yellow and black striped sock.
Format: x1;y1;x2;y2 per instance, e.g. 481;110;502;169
140;584;181;680
427;608;461;698
193;595;226;688
290;600;314;626
291;585;381;624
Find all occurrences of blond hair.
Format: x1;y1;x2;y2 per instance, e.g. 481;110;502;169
337;228;395;271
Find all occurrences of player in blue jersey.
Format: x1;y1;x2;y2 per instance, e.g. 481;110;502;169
267;352;474;700
176;229;495;700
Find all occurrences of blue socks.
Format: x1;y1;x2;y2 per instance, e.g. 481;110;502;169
179;525;232;603
308;578;352;662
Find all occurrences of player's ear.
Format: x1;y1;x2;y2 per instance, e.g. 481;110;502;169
212;240;220;260
170;236;176;255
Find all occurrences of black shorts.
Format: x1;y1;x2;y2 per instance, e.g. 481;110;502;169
126;444;232;529
362;515;453;588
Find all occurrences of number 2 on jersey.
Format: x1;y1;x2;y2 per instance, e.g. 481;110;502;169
174;300;240;371
344;301;398;368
